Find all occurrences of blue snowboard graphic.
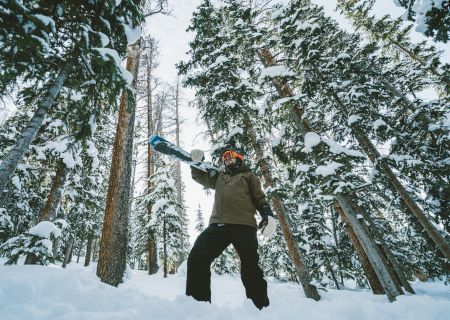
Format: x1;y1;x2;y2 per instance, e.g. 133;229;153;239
149;135;221;176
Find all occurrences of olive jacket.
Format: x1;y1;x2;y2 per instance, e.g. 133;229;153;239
191;164;269;228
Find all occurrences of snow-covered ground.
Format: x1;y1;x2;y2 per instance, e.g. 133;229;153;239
0;261;449;320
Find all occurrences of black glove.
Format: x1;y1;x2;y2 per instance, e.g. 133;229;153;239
258;204;275;229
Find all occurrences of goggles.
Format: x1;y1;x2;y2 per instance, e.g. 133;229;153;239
221;150;244;162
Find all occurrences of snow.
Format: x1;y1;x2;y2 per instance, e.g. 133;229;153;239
323;138;365;158
1;262;449;320
302;132;321;153
258;65;295;84
347;115;361;126
32;14;56;33
31;35;50;52
373;119;387;130
11;176;21;190
28;221;61;239
315;161;344;177
93;48;133;84
122;22;142;45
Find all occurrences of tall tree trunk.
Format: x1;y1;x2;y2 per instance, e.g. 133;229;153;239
334;203;384;294
25;160;69;264
146;42;158;275
244;119;320;301
84;235;94;267
309;61;450;260
0;62;73;204
39;160;69;222
163;218;167;278
62;238;74;268
258;48;403;301
97;41;141;287
330;209;345;287
91;238;98;262
77;242;82;263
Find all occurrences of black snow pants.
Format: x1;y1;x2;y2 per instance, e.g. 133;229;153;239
185;223;269;309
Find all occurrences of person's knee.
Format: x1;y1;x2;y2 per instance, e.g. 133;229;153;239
187;248;208;268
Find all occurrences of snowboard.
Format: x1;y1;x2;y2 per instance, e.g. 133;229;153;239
148;135;221;176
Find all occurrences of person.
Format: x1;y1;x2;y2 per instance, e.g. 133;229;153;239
185;147;276;310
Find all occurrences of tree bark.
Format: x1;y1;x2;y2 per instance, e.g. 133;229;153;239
97;41;141;286
84;235;93;267
146;45;158;274
334;203;384;294
0;62;73;204
39;160;69;222
62;238;73;268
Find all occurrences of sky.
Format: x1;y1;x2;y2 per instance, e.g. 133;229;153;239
143;0;450;244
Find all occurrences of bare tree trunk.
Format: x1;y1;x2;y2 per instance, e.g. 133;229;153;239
0;62;73;203
92;238;98;262
361;208;415;294
334;203;384;294
258;48;403;301
84;235;94;267
245;119;320;301
330;209;345;287
24;160;69;265
145;44;158;274
39;160;69;222
97;41;141;286
62;238;74;268
77;243;82;263
163;218;167;278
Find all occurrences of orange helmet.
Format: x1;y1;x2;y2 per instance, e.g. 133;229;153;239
221;149;244;163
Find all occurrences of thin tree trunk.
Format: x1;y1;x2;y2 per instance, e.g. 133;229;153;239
0;62;73;203
84;235;94;267
97;41;141;287
92;238;98;262
163;218;167;278
77;243;82;263
324;254;340;289
145;46;158;274
245;119;320;301
330;209;345;287
258;48;403;301
62;238;74;268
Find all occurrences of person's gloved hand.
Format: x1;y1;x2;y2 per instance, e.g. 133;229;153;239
191;149;205;162
258;204;276;238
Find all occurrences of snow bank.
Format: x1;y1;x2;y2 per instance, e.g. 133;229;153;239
0;262;449;320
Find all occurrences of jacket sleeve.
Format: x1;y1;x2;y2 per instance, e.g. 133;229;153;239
248;173;269;212
191;167;218;189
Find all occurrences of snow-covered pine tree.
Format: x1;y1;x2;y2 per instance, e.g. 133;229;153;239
336;0;450;92
148;161;188;277
178;0;320;299
0;0;144;206
195;204;205;233
392;0;449;42
270;0;449;270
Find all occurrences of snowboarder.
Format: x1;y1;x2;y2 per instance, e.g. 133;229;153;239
185;147;276;310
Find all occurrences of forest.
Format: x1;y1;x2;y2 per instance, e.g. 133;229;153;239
0;0;449;317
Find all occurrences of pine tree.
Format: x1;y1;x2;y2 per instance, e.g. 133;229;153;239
393;0;449;42
195;204;205;233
